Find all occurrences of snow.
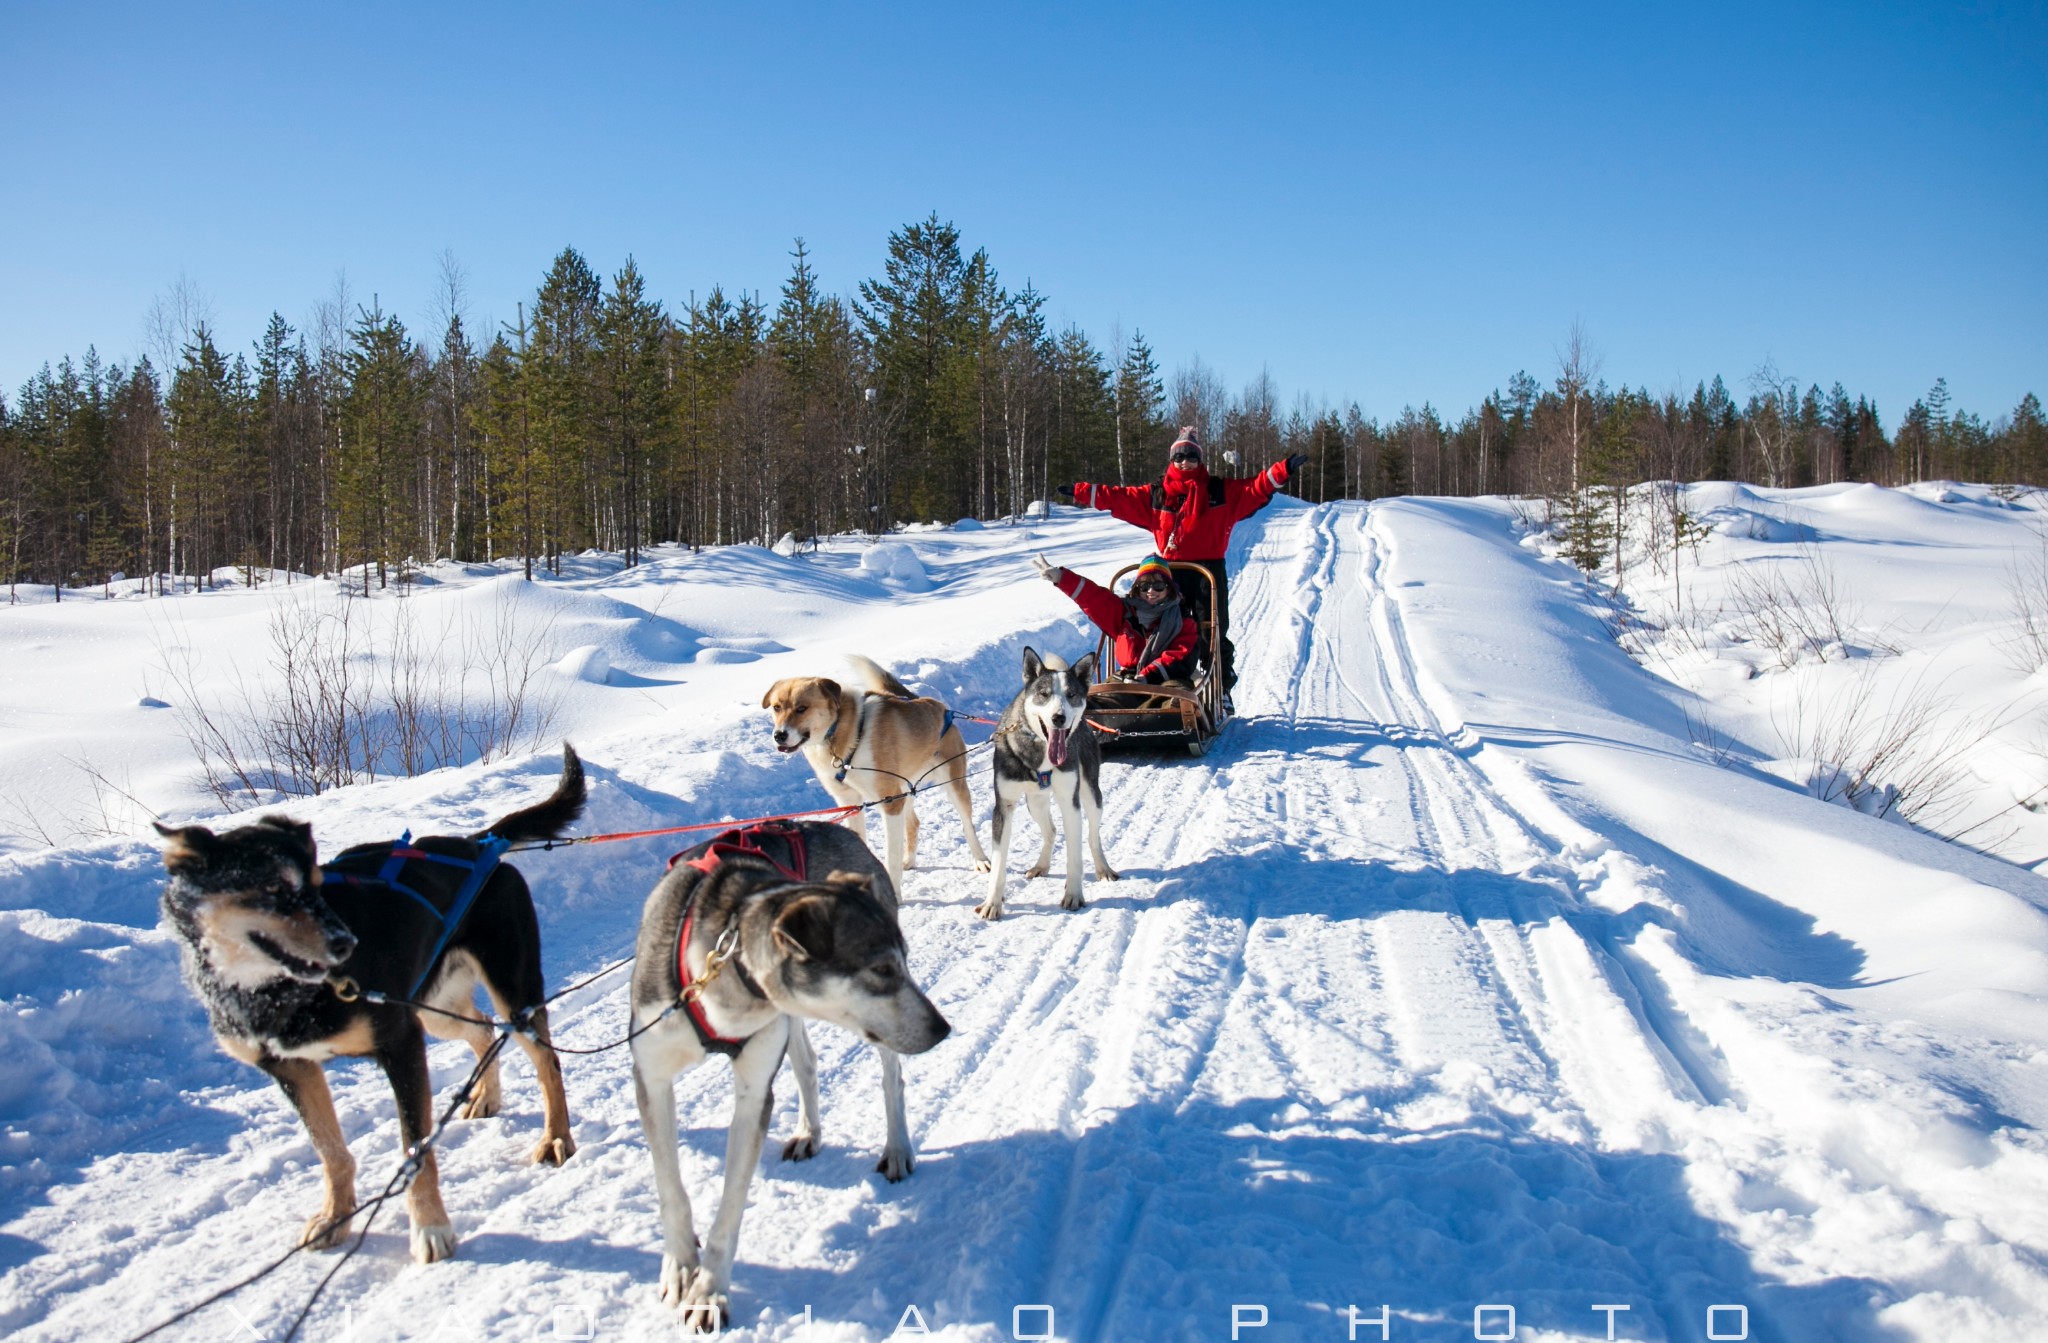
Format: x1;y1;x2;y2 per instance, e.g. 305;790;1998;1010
4;488;2048;1340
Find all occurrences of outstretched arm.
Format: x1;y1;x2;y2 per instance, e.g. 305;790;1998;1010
1068;481;1160;531
1227;455;1302;520
1038;559;1125;637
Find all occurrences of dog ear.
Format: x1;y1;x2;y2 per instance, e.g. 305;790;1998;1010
823;869;876;899
815;678;841;704
761;680;788;710
258;815;318;864
772;895;835;963
1021;646;1042;681
153;821;217;871
1071;651;1099;684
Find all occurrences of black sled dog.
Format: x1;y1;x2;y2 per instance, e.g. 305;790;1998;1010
628;819;949;1330
979;647;1119;920
154;746;586;1264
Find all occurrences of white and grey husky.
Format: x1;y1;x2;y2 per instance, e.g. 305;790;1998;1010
978;647;1119;919
628;820;949;1330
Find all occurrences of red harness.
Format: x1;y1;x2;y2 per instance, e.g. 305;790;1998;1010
667;824;809;1053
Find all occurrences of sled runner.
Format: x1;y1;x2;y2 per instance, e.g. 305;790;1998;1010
1085;559;1229;757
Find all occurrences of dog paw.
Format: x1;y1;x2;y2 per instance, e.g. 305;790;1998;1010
782;1133;820;1162
458;1088;501;1121
971;858;992;873
1098;865;1121;881
410;1222;457;1264
973;899;1003;921
1025;861;1050;879
1060;890;1086;911
657;1253;691;1307
300;1208;354;1251
530;1133;576;1166
664;1264;728;1333
876;1146;916;1182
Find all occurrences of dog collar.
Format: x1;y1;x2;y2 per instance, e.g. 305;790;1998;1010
831;695;873;783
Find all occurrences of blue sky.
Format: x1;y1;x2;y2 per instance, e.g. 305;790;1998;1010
3;1;2042;426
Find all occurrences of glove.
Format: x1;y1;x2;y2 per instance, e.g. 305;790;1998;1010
1283;453;1307;477
1030;553;1059;583
1055;483;1075;500
1142;666;1167;685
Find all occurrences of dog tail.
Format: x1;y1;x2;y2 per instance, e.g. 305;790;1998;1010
845;654;915;699
477;745;588;844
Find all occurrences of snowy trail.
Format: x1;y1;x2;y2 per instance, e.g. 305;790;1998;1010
11;497;2048;1341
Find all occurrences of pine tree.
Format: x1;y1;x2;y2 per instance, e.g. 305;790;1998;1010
1114;331;1164;486
1048;326;1114;493
998;284;1050;519
857;214;973;522
770;241;863;537
596;257;672;563
166;327;244;590
338;300;422;589
475;330;536;575
2008;392;2046;483
428;313;478;562
528;248;603;570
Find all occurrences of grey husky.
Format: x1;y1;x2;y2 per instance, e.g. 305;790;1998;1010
627;820;949;1331
978;647;1119;920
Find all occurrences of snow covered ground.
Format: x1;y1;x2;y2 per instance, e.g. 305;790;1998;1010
4;485;2048;1341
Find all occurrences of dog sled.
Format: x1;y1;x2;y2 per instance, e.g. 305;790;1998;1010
1085;559;1230;758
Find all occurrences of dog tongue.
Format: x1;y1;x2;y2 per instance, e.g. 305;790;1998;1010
1047;726;1070;767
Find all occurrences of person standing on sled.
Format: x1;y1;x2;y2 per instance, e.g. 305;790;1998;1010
1030;553;1200;685
1056;427;1304;699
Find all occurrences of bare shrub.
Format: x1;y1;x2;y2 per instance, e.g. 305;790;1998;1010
2000;521;2048;674
0;755;171;848
1721;542;1887;668
1770;662;1994;832
155;583;566;807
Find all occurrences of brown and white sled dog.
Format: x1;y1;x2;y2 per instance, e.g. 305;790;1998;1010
628;820;950;1331
761;654;990;892
154;747;586;1264
979;648;1118;919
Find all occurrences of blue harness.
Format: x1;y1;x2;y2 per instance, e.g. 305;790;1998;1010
319;830;511;999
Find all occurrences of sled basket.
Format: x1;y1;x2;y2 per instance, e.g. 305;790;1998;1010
1086;560;1229;758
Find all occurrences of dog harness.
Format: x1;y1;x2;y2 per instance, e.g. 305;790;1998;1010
319;831;511;999
666;824;809;1056
829;694;956;783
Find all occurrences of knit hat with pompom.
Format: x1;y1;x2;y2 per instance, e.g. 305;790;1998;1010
1131;555;1174;591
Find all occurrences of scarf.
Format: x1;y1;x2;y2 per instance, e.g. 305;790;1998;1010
1159;463;1210;556
1126;591;1186;671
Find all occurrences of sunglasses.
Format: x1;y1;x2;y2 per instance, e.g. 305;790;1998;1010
1133;580;1173;595
1170;450;1203;464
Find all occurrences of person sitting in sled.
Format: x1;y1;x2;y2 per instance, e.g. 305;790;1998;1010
1056;427;1304;694
1031;553;1199;685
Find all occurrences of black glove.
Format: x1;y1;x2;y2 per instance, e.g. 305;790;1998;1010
1283;453;1307;476
1055;483;1075;499
1142;666;1167;685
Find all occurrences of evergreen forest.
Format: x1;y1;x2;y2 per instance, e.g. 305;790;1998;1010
4;215;2044;598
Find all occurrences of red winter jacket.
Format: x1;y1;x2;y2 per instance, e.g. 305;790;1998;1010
1067;460;1291;562
1052;569;1199;679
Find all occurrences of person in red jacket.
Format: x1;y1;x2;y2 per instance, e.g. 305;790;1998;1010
1031;552;1200;684
1057;427;1304;693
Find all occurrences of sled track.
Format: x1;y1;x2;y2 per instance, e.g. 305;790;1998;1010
25;499;2033;1341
